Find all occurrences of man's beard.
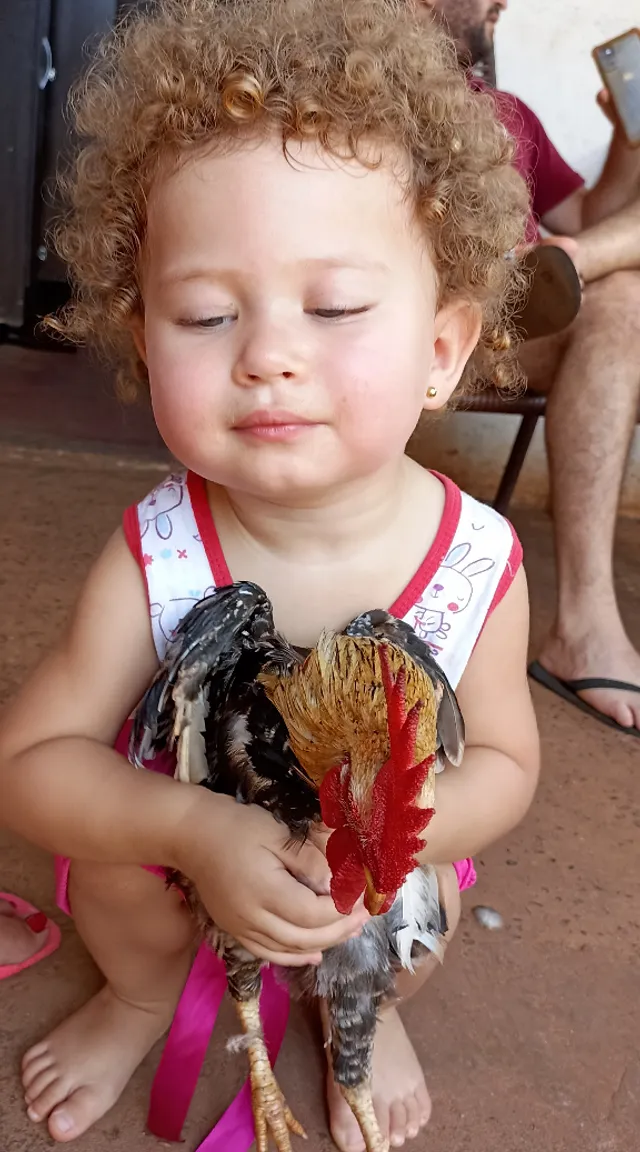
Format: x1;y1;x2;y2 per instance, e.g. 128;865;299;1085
438;3;497;69
465;20;493;69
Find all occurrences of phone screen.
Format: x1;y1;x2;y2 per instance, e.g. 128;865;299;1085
594;31;640;147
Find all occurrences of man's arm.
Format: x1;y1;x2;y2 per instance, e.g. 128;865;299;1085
543;195;640;283
543;91;640;236
575;197;640;282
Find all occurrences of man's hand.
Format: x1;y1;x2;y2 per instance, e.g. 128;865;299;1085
596;87;636;147
537;235;583;287
597;88;618;129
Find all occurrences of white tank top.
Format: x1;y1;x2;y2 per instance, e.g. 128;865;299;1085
123;469;521;690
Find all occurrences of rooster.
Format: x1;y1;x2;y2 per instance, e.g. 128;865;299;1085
130;582;464;1152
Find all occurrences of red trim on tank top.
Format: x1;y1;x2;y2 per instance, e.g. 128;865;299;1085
487;521;523;618
388;472;461;618
187;472;233;587
122;504;151;606
471;521;523;655
122;504;144;568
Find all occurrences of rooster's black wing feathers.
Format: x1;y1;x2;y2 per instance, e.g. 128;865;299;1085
129;581;319;837
129;582;280;767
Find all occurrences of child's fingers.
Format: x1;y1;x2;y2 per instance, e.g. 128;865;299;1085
258;906;367;955
265;873;365;932
277;837;331;894
236;936;323;967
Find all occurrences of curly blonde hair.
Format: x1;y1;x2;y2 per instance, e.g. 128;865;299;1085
49;0;529;399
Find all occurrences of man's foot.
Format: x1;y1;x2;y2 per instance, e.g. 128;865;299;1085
324;1006;431;1151
537;631;640;731
22;983;175;1142
0;899;48;966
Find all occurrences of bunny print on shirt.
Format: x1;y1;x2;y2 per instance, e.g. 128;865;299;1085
413;543;495;655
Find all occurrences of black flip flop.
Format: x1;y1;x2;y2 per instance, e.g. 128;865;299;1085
528;661;640;738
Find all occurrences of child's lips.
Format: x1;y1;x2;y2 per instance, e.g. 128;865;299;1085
233;409;320;441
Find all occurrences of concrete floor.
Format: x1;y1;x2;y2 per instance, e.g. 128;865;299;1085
0;350;639;1152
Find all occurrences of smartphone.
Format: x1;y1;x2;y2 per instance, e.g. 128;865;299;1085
593;29;640;148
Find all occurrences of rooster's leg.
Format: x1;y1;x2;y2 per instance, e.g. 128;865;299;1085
340;1086;387;1152
327;984;388;1152
225;952;306;1152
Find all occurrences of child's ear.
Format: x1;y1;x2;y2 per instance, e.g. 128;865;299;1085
423;299;482;410
129;311;148;365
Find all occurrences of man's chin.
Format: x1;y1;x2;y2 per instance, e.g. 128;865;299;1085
466;25;494;69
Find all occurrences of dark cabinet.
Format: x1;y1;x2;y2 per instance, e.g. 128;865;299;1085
0;1;52;326
0;1;120;330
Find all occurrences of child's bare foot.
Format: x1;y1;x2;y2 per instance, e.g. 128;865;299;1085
22;983;176;1142
324;1006;432;1151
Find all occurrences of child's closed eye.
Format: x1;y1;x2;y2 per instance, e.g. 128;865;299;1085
311;305;372;320
177;314;236;329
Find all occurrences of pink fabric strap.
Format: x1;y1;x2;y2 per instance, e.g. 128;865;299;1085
147;944;290;1150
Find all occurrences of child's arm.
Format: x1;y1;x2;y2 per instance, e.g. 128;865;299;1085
0;528;194;864
0;530;366;965
419;566;540;865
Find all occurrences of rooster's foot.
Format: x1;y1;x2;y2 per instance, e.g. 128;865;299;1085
236;997;306;1152
341;1084;388;1152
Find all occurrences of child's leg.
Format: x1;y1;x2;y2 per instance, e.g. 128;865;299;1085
325;864;461;1152
22;860;196;1144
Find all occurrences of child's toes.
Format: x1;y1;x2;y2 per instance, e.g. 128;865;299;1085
22;1046;54;1083
404;1095;421;1139
389;1101;407;1147
26;1076;69;1123
415;1082;432;1126
48;1087;101;1142
24;1066;59;1105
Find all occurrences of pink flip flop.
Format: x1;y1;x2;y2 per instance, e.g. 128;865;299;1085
0;892;61;980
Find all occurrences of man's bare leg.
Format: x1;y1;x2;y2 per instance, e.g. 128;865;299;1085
521;269;640;730
324;864;461;1151
22;861;196;1143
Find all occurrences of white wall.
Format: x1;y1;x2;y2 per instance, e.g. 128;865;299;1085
496;2;639;184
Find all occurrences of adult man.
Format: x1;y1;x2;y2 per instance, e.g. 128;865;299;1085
417;0;640;735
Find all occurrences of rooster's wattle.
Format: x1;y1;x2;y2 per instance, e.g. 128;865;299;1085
130;582;464;1152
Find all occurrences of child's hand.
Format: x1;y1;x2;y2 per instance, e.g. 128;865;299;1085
178;795;368;966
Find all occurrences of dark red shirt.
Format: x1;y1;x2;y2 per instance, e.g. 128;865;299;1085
471;79;585;241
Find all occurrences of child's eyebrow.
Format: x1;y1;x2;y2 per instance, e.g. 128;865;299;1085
160;257;390;287
303;257;390;274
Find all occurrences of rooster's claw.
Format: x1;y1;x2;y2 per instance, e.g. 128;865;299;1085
249;1039;306;1151
235;996;306;1151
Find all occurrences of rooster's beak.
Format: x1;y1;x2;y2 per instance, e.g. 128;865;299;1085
363;866;387;916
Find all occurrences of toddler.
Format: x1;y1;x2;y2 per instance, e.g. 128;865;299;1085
0;1;539;1148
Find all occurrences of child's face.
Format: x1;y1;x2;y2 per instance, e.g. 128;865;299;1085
135;137;478;502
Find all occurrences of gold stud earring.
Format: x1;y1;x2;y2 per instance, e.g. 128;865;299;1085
426;387;438;399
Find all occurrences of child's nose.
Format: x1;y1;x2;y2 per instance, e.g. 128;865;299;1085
233;317;309;387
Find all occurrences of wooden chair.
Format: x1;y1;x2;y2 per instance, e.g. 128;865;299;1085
460;388;546;516
460;244;583;516
462;386;640;517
